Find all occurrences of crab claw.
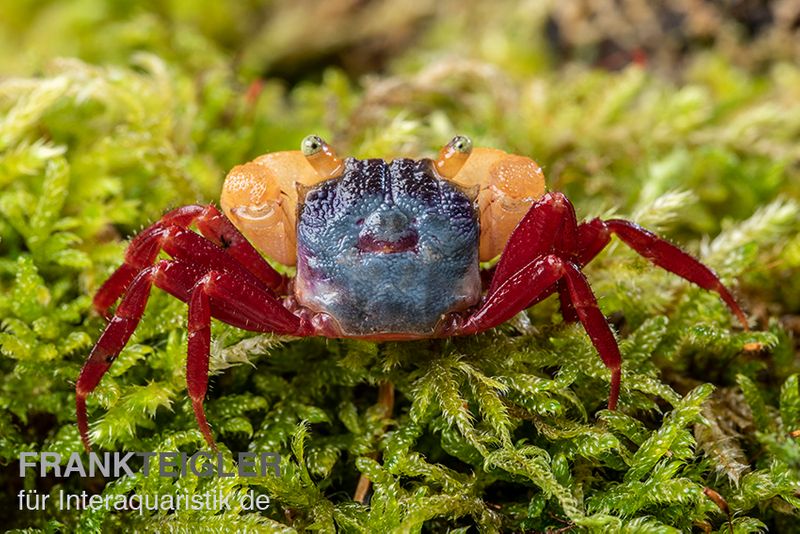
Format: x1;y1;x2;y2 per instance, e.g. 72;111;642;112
221;136;344;267
437;137;546;261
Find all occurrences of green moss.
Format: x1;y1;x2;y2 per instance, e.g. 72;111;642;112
1;2;799;532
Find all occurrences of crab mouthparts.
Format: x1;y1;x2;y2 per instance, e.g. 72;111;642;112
356;206;419;254
356;232;419;254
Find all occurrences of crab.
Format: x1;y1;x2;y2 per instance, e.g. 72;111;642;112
76;135;749;451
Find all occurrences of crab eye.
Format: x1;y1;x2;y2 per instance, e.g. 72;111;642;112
435;135;473;179
450;135;472;154
301;134;343;180
301;135;324;156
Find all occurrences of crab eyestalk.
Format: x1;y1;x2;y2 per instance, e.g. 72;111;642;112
434;135;472;178
302;134;343;180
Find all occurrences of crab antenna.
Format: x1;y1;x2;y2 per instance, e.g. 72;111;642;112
435;135;472;179
301;134;343;179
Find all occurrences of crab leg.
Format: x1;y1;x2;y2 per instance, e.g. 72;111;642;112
486;192;575;295
77;260;305;451
92;208;196;316
94;205;285;317
77;265;160;451
186;276;214;449
465;256;566;331
195;206;286;290
462;255;622;409
177;269;307;449
467;192;624;407
575;218;749;329
559;263;622;410
557;280;579;323
485;192;583;323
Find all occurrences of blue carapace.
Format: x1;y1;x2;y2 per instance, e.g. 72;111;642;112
295;157;481;336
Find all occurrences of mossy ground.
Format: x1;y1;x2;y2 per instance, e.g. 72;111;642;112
1;1;799;532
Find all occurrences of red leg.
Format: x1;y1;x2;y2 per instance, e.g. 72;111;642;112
187;277;214;449
560;262;621;410
485;192;580;324
94;205;285;317
162;226;276;291
110;227;298;331
181;267;312;450
487;192;575;295
557;280;579;323
195;207;286;293
576;218;748;329
465;194;621;407
460;256;622;409
77;266;159;451
461;193;748;411
77;260;305;451
93;212;192;317
464;255;567;332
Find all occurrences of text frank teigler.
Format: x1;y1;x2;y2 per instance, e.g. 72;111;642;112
18;451;281;514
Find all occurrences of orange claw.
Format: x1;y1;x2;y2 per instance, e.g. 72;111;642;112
220;136;343;266
439;141;545;261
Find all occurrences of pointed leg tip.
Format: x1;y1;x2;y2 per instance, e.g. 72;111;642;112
719;286;749;331
608;368;621;411
735;309;750;332
191;398;217;451
76;395;93;452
